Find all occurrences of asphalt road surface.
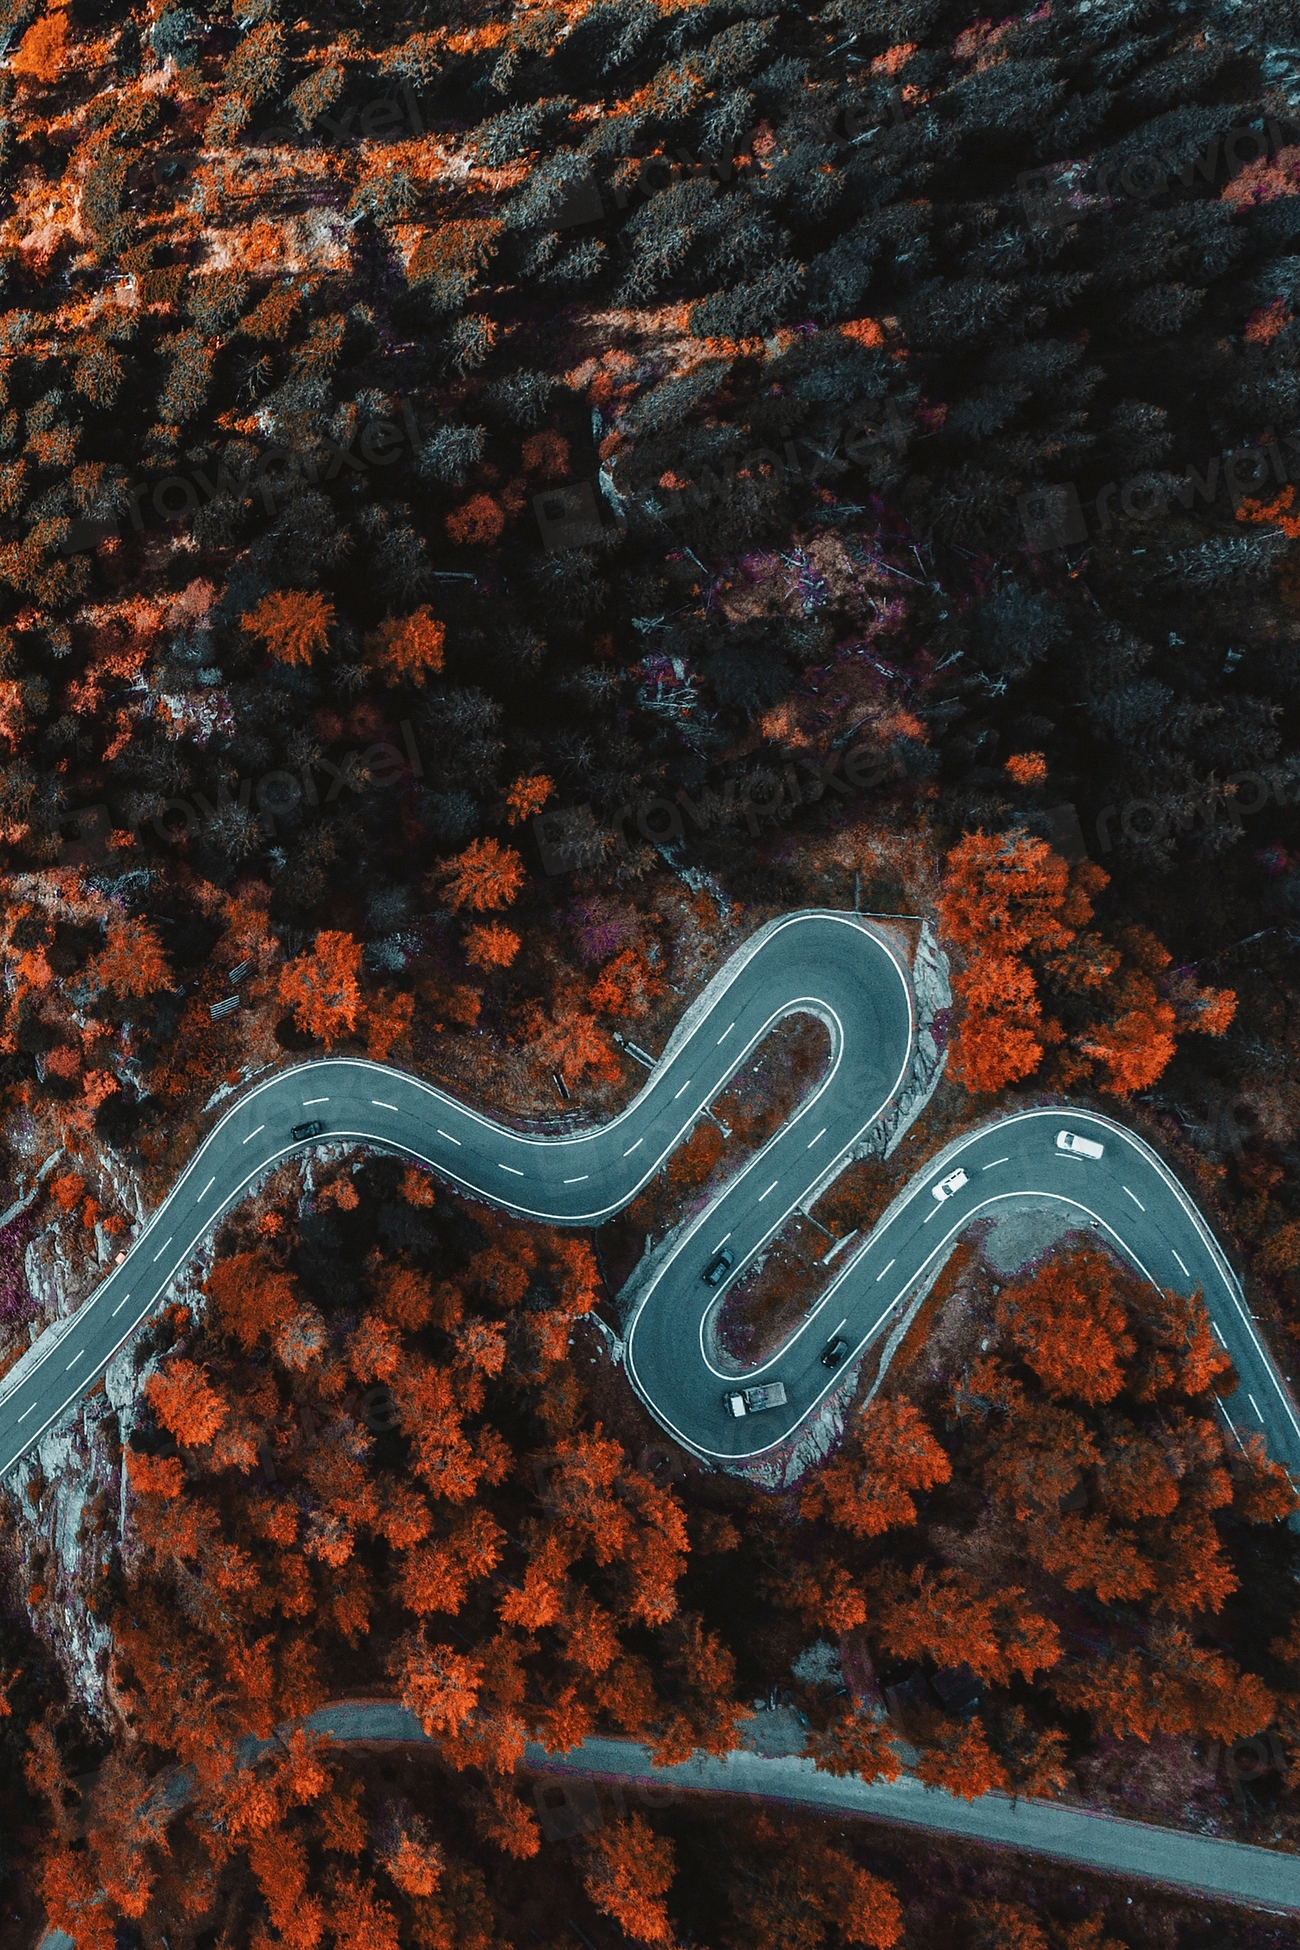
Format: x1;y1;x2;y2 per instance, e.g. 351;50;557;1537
3;908;1298;1481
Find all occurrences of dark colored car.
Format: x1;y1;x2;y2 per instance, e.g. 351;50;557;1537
291;1119;325;1141
703;1247;735;1287
821;1336;850;1368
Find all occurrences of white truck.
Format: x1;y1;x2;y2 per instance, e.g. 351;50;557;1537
723;1381;788;1418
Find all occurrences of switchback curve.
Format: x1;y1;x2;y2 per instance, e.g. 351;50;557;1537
1;909;1297;1479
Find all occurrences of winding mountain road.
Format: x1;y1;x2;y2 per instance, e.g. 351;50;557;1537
2;908;1298;1481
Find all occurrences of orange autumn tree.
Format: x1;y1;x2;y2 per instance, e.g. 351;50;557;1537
279;929;363;1044
588;947;664;1019
800;1395;951;1538
363;604;446;686
505;773;553;823
12;5;69;83
438;837;526;912
578;1813;676;1946
937;830;1234;1094
86;916;173;999
464;922;520;970
240;589;335;665
995;1243;1135;1404
723;1819;903;1950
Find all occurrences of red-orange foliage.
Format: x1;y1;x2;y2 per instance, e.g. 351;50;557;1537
723;1818;903;1949
505;773;553;823
279;930;364;1044
937;831;1231;1096
465;922;520;970
241;589;335;665
12;6;69;83
445;493;504;546
995;1244;1135;1404
520;431;570;479
205;1250;299;1351
801;1396;951;1537
522;996;621;1085
145;1358;228;1446
588;946;665;1018
364;605;446;686
579;1813;676;1946
439;837;526;912
88;916;173;999
914;1715;1011;1800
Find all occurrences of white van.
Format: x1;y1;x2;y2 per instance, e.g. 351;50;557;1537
1056;1130;1104;1159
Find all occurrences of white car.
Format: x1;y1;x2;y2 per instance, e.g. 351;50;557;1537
931;1168;969;1202
1056;1130;1104;1160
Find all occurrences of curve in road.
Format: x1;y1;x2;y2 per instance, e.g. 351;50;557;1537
2;908;1297;1483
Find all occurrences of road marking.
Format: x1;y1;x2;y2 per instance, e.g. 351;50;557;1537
437;1129;461;1145
624;1138;643;1156
199;1177;215;1199
923;1204;939;1224
152;1238;172;1263
713;1231;731;1252
66;1350;84;1371
1249;1393;1263;1420
17;1404;36;1422
876;1258;895;1281
112;1294;132;1316
302;1097;329;1105
1212;1321;1228;1346
717;1022;735;1044
674;1077;693;1100
242;1124;265;1145
758;1179;779;1202
828;1317;847;1338
1123;1185;1145;1211
807;1128;826;1148
982;1157;1008;1170
372;1100;398;1111
498;1164;524;1176
564;1175;589;1185
1172;1249;1189;1277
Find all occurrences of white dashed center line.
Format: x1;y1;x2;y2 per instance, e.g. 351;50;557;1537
624;1138;643;1157
498;1164;524;1177
758;1179;779;1202
564;1175;589;1185
437;1129;461;1145
242;1124;265;1145
66;1350;84;1371
982;1157;1008;1170
112;1294;132;1316
674;1078;692;1100
302;1097;329;1106
372;1100;398;1111
152;1238;172;1263
807;1128;826;1148
717;1022;735;1044
1249;1394;1263;1420
1123;1185;1145;1210
876;1258;895;1281
199;1177;215;1199
1172;1249;1189;1277
713;1232;731;1252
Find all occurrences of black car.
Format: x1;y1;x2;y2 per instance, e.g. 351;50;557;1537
821;1336;850;1368
291;1119;325;1141
702;1247;735;1287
